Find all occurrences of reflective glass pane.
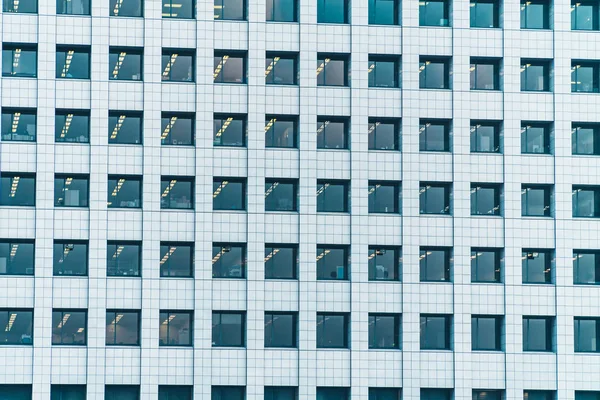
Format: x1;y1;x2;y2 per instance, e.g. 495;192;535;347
0;241;34;276
470;1;497;27
575;318;599;352
110;0;142;16
316;313;348;348
109;49;143;81
316;247;347;280
0;310;33;345
161;114;194;146
317;119;347;149
369;314;399;349
161;178;194;210
107;242;141;277
420;0;449;26
213;179;245;210
107;176;142;208
471;249;501;282
214;54;245;83
3;0;37;12
54;175;89;207
57;0;89;14
420;248;450;281
368;182;400;213
420;121;449;151
162;0;193;18
212;312;244;346
265;180;296;211
105;311;140;346
56;47;90;79
420;60;448;89
369;0;398;24
471;185;500;215
55;112;89;143
572;2;597;30
369;59;398;88
317;0;346;23
521;124;550;154
470;123;499;152
0;174;36;206
521;1;549;28
472;316;501;350
159;311;192;346
51;385;86;400
317;181;348;212
523;317;552;351
522;250;552;283
368;247;400;281
1;110;36;142
214;0;245;20
108;112;142;144
420;315;450;349
2;46;37;77
521;186;551;216
53;242;87;276
369;120;398;150
51;310;86;345
162;52;194;81
160;243;193;277
213;116;245;146
317;57;346;86
266;0;296;21
265;117;296;148
212;244;245;278
420;183;450;214
521;63;548;91
265;313;295;347
265;245;296;279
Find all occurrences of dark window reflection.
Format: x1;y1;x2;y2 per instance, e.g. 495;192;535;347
420;247;451;282
572;124;600;155
470;121;500;153
419;0;450;26
212;387;245;400
317;55;348;86
265;244;297;279
266;53;297;85
2;0;36;12
265;312;297;347
160;242;194;277
162;50;194;82
470;58;500;90
420;314;451;349
368;181;401;213
523;316;553;351
419;57;450;89
521;0;550;29
0;309;33;345
106;386;140;400
214;52;246;83
266;0;296;21
317;118;348;149
419;182;451;214
368;57;400;88
422;390;453;400
265;179;297;211
214;114;246;147
57;0;89;14
369;0;399;25
55;110;90;143
162;0;193;18
369;313;400;349
521;185;552;216
369;119;400;151
573;250;600;284
317;180;349;212
317;0;347;23
522;249;553;283
317;245;348;280
161;113;194;146
212;243;245;278
370;388;402;400
159;311;192;346
54;175;89;207
471;248;502;283
106;310;140;345
158;386;193;400
108;111;142;144
470;184;501;216
368;246;401;281
212;311;245;346
109;47;143;81
2;44;37;77
471;315;502;351
214;0;245;20
265;116;297;148
265;387;298;400
107;175;142;208
53;241;88;276
51;384;87;400
0;173;36;206
213;178;246;210
56;46;90;79
572;62;600;93
521;122;551;154
1;109;36;142
316;313;348;348
572;1;599;30
470;0;499;27
521;60;550;91
52;309;87;345
161;177;194;210
419;119;450;151
575;318;600;352
0;240;34;276
109;0;142;16
107;241;141;277
573;186;600;217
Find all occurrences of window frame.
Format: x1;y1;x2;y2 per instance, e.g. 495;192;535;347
108;46;144;81
160;176;195;210
211;386;246;400
368;246;402;282
0;172;36;206
316;312;349;348
368;55;401;88
161;48;195;82
159;310;193;347
107;174;143;209
51;309;87;346
573;185;600;217
158;385;194;400
369;0;400;25
419;0;450;26
368;180;401;214
105;309;141;346
419;118;451;152
2;0;37;12
213;178;247;211
107;241;142;277
470;58;501;91
317;0;348;23
368;117;400;151
0;239;35;276
51;384;87;400
470;120;501;153
521;122;552;154
471;315;503;351
213;113;247;147
266;0;298;22
572;61;600;93
317;179;350;213
162;0;194;18
470;183;502;216
264;243;298;280
212;311;246;347
317;53;349;87
419;182;452;215
53;240;89;277
419;246;452;282
521;184;552;217
265;178;298;212
264;311;298;348
1;107;37;143
522;249;554;284
572;123;600;155
368;313;401;350
520;0;551;29
572;0;600;30
317;116;349;149
0;308;33;345
213;51;247;84
470;0;500;28
54;174;89;208
574;317;600;352
419;56;452;89
265;52;298;85
108;110;143;145
420;314;452;350
471;247;502;283
265;115;298;148
316;245;350;280
55;109;90;144
573;250;600;284
56;45;91;79
2;43;37;77
521;59;551;92
161;112;195;146
160;241;194;278
212;242;246;279
522;316;554;352
214;0;246;20
105;385;140;400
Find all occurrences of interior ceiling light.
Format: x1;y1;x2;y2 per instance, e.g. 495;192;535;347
368;122;380;135
9;176;20;198
264;248;280;262
213;55;229;80
112;245;124;260
160;246;176;265
162;179;177;198
113;0;123;15
11;112;21;134
316;121;329;136
264;118;276;132
61;50;74;78
161;116;178;140
11;48;21;74
9;244;18;260
110;115;126;139
265;57;280;77
57;313;71;329
215;117;233;138
5;313;17;332
316;58;330;76
213;181;228;198
316;249;331;261
110;314;124;325
316;183;330;196
162;314;176;325
162;53;178;78
111;178;126;197
12;0;19;12
264;182;279;198
60;114;73;139
112;52;127;79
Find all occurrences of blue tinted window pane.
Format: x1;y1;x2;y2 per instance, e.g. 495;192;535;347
162;0;193;18
51;385;86;400
470;0;498;27
212;312;245;346
159;311;192;346
110;0;142;16
369;0;398;24
160;243;194;277
51;310;86;345
266;0;296;21
317;246;348;280
420;0;449;26
162;52;194;81
316;314;348;348
0;174;36;206
107;242;141;277
109;49;143;81
0;241;35;276
521;0;549;28
107;176;142;208
214;0;245;20
317;181;348;212
2;110;36;142
3;0;36;12
53;242;88;276
522;250;552;283
213;179;245;210
108;112;142;144
55;111;90;143
420;315;450;349
57;0;89;14
105;385;140;400
161;114;194;146
317;0;346;23
0;310;33;345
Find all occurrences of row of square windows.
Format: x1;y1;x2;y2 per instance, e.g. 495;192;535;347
1;309;599;353
4;387;598;400
5;0;600;32
3;239;600;285
6;45;600;93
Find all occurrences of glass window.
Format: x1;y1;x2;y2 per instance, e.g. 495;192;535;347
575;318;600;352
470;120;500;153
420;0;450;25
369;0;400;25
265;244;297;279
2;44;37;77
317;388;350;400
54;175;89;207
264;312;297;348
2;0;36;12
105;385;140;400
214;52;246;83
266;0;296;21
160;242;194;277
470;58;500;90
521;185;552;216
159;311;192;346
212;311;245;347
265;387;298;400
420;314;452;350
523;316;553;351
0;173;36;206
162;0;193;18
573;250;600;284
524;391;555;400
213;114;246;147
0;309;33;345
212;243;246;278
572;123;600;155
55;110;90;143
162;49;194;82
158;386;193;400
473;391;503;400
470;0;499;27
572;61;600;93
368;56;400;88
317;180;349;212
51;385;86;400
265;115;297;148
419;119;450;151
317;245;349;280
472;315;502;351
576;393;600;400
108;111;142;144
420;247;452;282
107;175;142;208
521;122;551;154
368;313;401;349
471;248;502;283
161;112;194;146
522;249;553;284
369;388;402;400
213;178;246;210
214;0;245;19
107;241;141;277
53;241;88;276
109;47;143;81
317;117;348;149
316;313;349;348
471;183;501;216
57;0;89;13
369;246;401;281
212;387;245;400
0;385;32;399
521;60;551;91
110;0;142;16
317;54;348;86
572;1;599;30
51;309;86;345
419;57;451;89
521;0;550;28
265;179;297;211
56;46;90;79
317;0;347;23
369;118;400;151
368;181;401;214
1;109;36;142
161;176;194;210
105;310;140;346
419;182;451;214
266;53;297;85
0;240;34;276
573;185;600;217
